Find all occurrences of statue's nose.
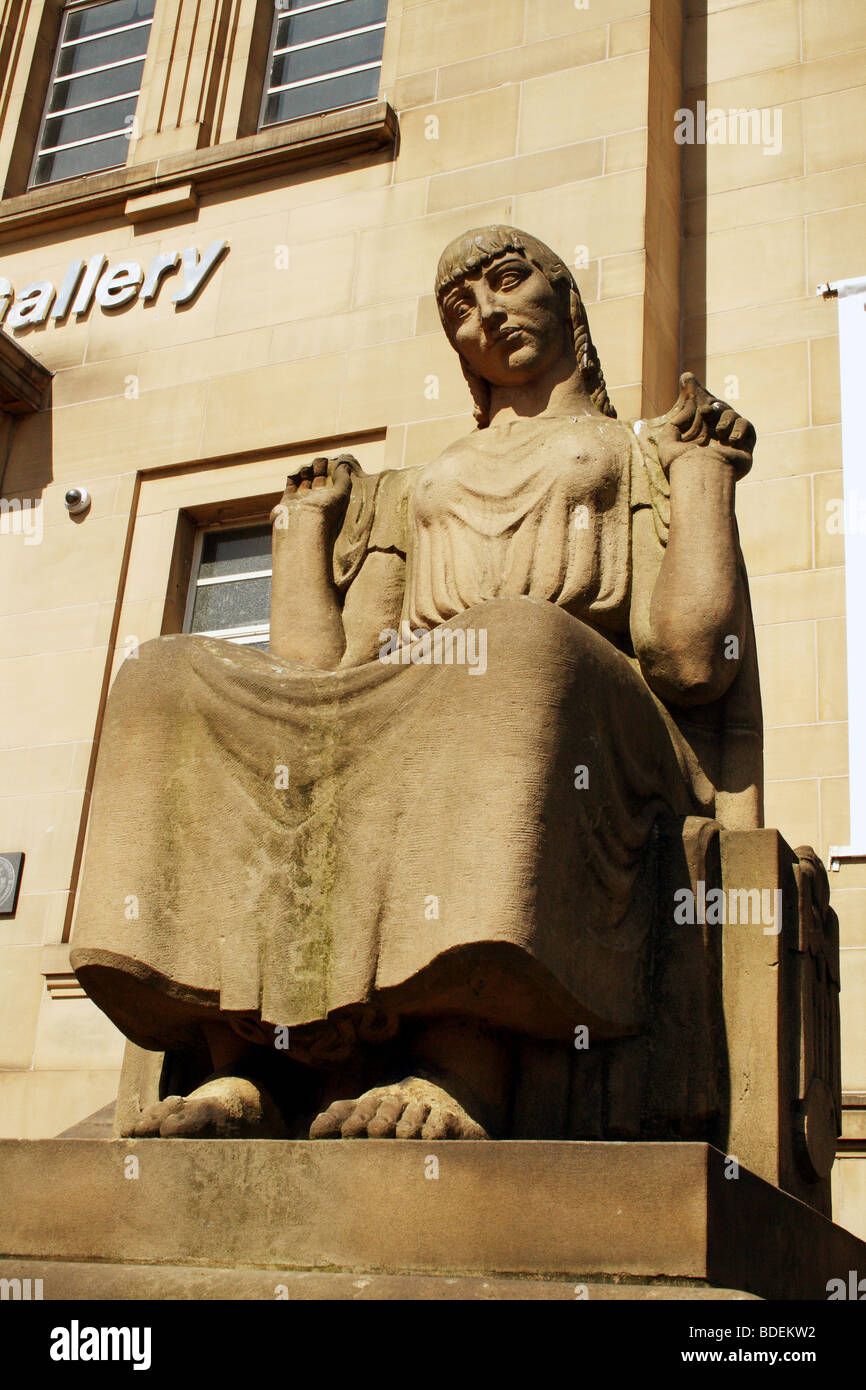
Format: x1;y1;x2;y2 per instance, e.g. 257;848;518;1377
477;289;506;330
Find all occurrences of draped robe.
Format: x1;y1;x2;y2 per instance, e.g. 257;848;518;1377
70;415;761;1055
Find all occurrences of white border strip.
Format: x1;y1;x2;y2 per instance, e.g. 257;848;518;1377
819;277;866;863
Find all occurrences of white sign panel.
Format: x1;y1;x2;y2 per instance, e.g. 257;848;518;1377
827;275;866;861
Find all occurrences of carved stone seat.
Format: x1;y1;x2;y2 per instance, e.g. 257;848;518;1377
109;819;840;1218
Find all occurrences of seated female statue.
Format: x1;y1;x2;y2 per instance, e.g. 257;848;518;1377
71;226;761;1141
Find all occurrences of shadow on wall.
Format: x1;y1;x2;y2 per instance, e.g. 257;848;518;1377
681;0;708;384
0;335;53;502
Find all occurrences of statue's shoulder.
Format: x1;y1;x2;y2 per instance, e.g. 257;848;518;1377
332;459;421;585
607;414;670;537
347;461;424;559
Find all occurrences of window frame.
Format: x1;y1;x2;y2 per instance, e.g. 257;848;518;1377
183;517;273;649
28;0;155;191
258;0;388;134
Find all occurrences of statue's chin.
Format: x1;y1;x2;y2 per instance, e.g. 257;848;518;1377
471;336;562;390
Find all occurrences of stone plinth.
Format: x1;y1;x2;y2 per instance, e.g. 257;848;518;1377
1;1140;864;1300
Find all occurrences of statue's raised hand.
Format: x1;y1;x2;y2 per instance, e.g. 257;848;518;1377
656;372;755;482
270;453;355;533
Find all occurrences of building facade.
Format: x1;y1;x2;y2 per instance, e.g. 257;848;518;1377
0;0;864;1236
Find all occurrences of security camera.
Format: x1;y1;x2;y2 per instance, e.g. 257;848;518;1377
64;488;91;515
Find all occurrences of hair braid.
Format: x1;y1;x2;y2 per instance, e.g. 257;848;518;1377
459;354;491;429
569;287;616;420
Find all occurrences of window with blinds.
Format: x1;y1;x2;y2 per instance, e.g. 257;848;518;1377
30;0;155;188
185;523;272;650
261;0;388;129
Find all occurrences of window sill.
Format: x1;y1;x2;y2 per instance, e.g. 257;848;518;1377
0;101;397;242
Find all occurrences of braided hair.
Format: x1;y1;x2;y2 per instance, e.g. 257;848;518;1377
435;225;616;429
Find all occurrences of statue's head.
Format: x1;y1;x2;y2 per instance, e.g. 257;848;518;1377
435;225;616;428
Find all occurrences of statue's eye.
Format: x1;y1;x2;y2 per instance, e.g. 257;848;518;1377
450;299;472;320
493;267;526;291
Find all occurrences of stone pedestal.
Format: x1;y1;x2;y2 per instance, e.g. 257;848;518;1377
1;1139;864;1300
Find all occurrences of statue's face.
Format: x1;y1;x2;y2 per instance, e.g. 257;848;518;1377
439;252;570;388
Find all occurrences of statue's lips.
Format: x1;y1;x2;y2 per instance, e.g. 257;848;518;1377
493;326;532;347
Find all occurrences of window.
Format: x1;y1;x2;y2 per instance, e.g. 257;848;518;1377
30;0;155;188
185;523;272;649
261;0;387;129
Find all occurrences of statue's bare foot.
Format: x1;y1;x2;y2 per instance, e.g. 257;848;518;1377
310;1075;488;1140
125;1070;288;1139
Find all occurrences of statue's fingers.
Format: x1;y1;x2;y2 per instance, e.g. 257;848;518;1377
366;1094;406;1138
680;413;704;443
396;1100;430;1138
728;416;755;450
688;376;718;409
329;456;355;498
330;455;354;477
713;407;738;439
683;398;722;444
669;402;697;433
662;372;699;429
311;456;329;489
675;371;699;406
670;392;698;427
309;1098;355;1139
294;463;314;492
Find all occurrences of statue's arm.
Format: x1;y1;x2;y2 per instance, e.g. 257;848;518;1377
339;549;405;667
268;455;406;669
630;374;755;708
269;456;349;668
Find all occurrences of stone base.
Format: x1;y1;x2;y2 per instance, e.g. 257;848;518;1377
0;1261;758;1300
1;1140;864;1300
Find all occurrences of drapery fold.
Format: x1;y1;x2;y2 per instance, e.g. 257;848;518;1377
71;599;700;1051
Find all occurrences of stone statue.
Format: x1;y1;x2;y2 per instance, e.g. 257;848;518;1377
71;225;772;1144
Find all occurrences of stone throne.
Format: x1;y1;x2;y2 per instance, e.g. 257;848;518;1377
101;514;843;1225
65;225;843;1251
112;823;841;1217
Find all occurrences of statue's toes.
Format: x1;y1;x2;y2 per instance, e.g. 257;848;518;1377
340;1094;381;1138
159;1098;217;1138
127;1112;160;1138
309;1098;355;1139
395;1100;430;1138
366;1094;407;1138
421;1103;487;1140
128;1097;183;1137
160;1097;250;1138
420;1106;460;1140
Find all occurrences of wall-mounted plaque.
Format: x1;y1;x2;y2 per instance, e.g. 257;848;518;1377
0;852;24;916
